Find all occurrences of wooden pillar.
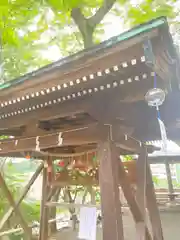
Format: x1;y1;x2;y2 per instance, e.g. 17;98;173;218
136;147;147;239
164;158;174;201
39;163;49;240
98;141;124;240
146;158;164;240
0;172;32;239
118;157;152;240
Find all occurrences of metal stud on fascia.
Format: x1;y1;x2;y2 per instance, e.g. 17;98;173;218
105;69;110;74
82;76;87;82
113;66;118;71
122;62;128;68
142;74;147;79
141;56;145;62
120;80;124;85
69;81;74;86
46;89;50;94
97;71;102;76
131;59;137;65
113;81;118;87
89;74;94;79
151;72;155;77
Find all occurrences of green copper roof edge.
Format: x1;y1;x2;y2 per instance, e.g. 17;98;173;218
0;17;167;91
106;18;166;47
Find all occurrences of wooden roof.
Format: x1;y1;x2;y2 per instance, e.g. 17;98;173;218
0;17;179;157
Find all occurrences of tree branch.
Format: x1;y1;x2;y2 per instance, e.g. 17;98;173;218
89;0;117;28
71;8;87;34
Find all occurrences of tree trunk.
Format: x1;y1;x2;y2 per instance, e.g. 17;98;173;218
82;30;94;48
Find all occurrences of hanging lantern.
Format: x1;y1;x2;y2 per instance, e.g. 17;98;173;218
145;88;165;107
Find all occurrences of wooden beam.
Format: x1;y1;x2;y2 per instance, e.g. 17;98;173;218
0;172;32;239
0;123;157;156
0;163;43;231
164;158;174;200
98;141;124;240
39;165;49;240
0;124;108;155
118;156;152;240
146;160;164;240
136;146;148;239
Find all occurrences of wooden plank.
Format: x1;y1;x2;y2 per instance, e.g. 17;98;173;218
98;141;124;240
118;157;152;240
146;161;164;240
0;163;43;231
0;172;32;239
136;146;147;239
39;164;49;240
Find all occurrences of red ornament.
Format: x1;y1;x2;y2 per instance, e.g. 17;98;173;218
58;160;65;167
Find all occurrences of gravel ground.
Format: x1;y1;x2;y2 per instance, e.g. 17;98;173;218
51;207;180;240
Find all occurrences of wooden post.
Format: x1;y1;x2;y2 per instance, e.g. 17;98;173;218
0;162;44;231
136;147;147;239
146;158;164;240
0;172;32;239
118;157;152;240
39;164;49;240
98;141;124;240
164;158;174;201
